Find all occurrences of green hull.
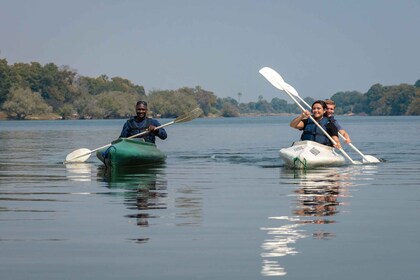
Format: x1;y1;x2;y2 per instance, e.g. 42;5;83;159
96;138;166;168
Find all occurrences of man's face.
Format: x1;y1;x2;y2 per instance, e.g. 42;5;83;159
326;104;335;117
136;104;147;118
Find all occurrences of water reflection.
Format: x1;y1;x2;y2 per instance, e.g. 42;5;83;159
98;164;167;243
65;163;92;182
291;168;352;225
261;167;356;277
97;164;204;243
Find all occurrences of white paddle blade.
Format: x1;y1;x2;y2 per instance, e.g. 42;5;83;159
65;148;92;163
259;67;285;90
283;82;300;97
362;155;381;163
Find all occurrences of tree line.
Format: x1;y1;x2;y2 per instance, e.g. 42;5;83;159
0;58;419;120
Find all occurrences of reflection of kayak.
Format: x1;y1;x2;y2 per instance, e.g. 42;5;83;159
97;164;164;190
279;141;346;169
96;138;166;168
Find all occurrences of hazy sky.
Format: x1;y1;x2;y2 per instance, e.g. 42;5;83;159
1;0;419;102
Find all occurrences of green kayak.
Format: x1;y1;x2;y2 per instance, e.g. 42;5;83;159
96;138;166;168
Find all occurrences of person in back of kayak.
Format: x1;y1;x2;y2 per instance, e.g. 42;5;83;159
289;100;342;149
119;101;167;144
324;99;351;144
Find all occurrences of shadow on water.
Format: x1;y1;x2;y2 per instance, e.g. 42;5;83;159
97;164;168;244
260;166;358;277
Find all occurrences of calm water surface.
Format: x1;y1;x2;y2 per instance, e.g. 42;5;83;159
1;116;419;279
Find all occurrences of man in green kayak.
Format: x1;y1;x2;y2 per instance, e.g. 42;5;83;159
119;101;167;144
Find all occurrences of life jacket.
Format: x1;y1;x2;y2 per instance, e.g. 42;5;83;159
300;117;333;146
127;117;152;141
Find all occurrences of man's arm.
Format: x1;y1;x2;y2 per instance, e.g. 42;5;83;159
149;119;167;140
339;129;351;144
327;122;342;149
119;121;130;138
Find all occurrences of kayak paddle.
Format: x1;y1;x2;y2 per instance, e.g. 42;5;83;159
259;66;362;165
64;107;203;163
281;81;380;163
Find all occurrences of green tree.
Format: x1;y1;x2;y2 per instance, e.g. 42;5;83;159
96;91;141;118
367;84;415;115
2;87;52;119
149;89;198;117
221;103;240;117
365;84;384;115
406;99;420;115
386;84;416;115
58;103;76;119
9;62;41;91
78;75;145;96
331;91;363;114
0;58;12;103
73;94;104;119
406;87;420;115
78;75;109;96
178;86;217;116
110;77;145;95
270;97;288;112
246;101;257;112
7;62;80;110
255;99;272;113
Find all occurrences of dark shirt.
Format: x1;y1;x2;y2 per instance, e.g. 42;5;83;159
119;117;167;144
329;116;343;131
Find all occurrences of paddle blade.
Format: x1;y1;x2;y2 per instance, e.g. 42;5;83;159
283;82;300;97
65;148;92;163
362;155;381;163
173;107;203;124
259;67;285;90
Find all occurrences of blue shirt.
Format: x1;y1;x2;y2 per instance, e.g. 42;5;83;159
329;116;343;131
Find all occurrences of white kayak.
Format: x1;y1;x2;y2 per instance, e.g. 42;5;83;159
279;141;346;169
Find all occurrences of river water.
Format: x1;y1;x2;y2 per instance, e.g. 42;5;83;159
1;116;419;279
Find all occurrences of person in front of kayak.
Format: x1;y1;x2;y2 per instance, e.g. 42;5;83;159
324;99;351;144
119;101;167;144
289;100;342;149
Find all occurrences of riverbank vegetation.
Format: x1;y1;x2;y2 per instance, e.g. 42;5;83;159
1;59;419;120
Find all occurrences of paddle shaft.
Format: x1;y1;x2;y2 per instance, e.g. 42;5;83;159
64;107;202;163
69;120;175;161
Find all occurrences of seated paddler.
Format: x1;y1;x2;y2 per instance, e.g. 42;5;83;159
119;100;167;144
289;100;341;149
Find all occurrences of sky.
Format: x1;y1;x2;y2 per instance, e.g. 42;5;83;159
1;0;419;102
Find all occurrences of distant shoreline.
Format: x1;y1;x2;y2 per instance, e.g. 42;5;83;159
0;111;403;121
0;112;296;120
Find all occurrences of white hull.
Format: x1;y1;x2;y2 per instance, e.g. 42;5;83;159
279;141;346;169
